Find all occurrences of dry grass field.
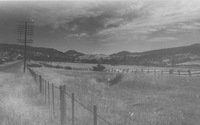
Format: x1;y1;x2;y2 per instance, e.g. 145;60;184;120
0;62;58;125
32;65;200;125
45;62;196;71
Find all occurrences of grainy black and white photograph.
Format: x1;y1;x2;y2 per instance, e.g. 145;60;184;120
1;0;200;125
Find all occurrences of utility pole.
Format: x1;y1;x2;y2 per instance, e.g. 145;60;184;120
17;21;34;73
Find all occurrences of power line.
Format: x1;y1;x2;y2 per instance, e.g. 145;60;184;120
17;21;34;73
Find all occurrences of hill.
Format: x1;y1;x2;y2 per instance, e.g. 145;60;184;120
1;43;200;66
110;51;136;57
65;50;84;57
108;44;200;66
0;43;68;62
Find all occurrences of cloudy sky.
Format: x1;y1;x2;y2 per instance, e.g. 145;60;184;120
1;0;200;54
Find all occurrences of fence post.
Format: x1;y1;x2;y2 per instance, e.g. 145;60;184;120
35;74;37;83
42;80;44;95
48;81;50;105
134;70;137;74
52;83;55;117
72;93;75;125
38;75;39;83
39;76;42;94
34;73;36;81
33;72;35;80
188;69;191;76
94;105;97;125
41;79;43;95
45;80;47;104
60;85;66;125
169;69;173;75
43;80;45;96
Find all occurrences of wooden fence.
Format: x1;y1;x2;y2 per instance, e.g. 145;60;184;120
28;67;111;125
39;61;200;77
106;68;200;76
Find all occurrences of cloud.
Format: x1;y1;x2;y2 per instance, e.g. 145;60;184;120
147;37;177;43
1;0;200;54
3;0;200;36
98;0;200;37
165;21;200;33
67;33;89;38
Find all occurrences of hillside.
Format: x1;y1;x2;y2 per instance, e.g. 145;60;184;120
0;43;68;63
65;50;84;57
1;43;200;66
110;51;138;57
108;44;200;66
77;54;110;63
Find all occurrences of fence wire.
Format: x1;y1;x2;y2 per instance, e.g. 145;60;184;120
28;67;111;125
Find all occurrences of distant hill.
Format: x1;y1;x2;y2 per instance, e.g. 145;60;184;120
78;54;109;61
111;44;200;57
108;44;200;66
141;44;200;56
0;43;68;62
1;43;200;66
65;50;84;57
110;51;139;57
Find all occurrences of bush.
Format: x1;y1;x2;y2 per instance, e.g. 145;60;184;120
42;63;54;68
0;59;4;64
169;69;174;74
55;65;63;69
109;73;124;86
64;66;72;70
93;64;106;71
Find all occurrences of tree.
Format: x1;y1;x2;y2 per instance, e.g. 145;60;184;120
93;64;106;71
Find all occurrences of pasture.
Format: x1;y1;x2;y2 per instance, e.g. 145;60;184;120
31;65;200;125
43;62;195;71
40;61;200;74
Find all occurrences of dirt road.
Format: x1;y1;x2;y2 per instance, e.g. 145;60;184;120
0;61;55;125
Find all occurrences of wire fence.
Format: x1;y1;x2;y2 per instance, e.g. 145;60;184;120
27;62;200;125
27;67;111;125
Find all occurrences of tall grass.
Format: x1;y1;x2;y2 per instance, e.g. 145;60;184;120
0;71;58;125
109;73;124;86
32;67;200;125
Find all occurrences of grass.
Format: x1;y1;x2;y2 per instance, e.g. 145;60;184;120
31;66;200;125
40;61;199;71
0;64;59;125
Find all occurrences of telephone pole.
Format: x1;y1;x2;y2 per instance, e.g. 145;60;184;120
17;21;34;73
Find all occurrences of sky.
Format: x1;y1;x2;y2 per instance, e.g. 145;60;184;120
1;0;200;54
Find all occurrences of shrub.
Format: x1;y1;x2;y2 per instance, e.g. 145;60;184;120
169;69;174;74
109;73;124;86
55;65;63;69
42;63;54;68
64;66;72;70
93;64;106;71
0;59;4;64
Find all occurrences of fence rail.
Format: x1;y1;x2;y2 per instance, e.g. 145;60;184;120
39;61;200;77
27;67;111;125
106;68;200;76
